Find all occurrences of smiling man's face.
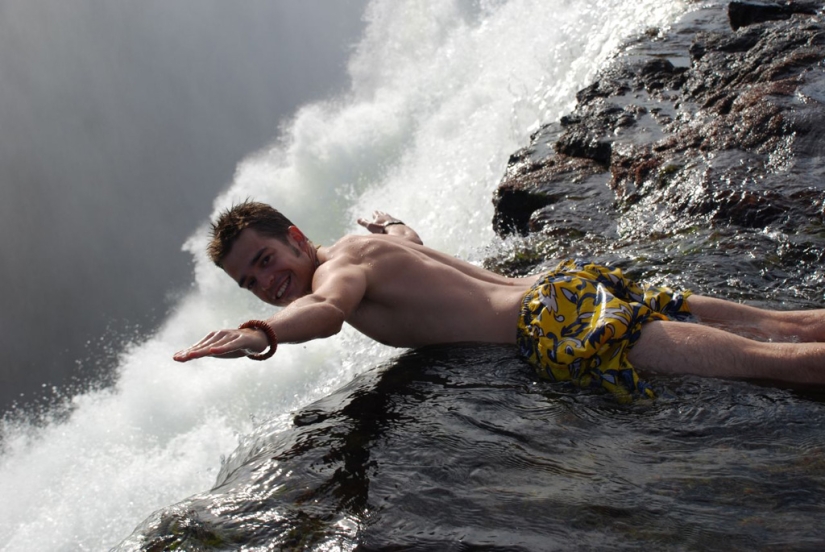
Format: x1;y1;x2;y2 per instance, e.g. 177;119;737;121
221;226;316;307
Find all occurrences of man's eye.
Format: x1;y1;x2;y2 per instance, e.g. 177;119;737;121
261;255;270;267
247;279;256;290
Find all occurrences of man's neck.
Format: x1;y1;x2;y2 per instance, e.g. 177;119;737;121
310;242;323;267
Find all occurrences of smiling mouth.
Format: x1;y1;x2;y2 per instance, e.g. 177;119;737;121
275;275;290;300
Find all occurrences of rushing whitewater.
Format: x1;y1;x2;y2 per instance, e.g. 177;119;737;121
0;1;687;549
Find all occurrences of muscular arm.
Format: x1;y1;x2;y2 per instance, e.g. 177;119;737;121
357;210;423;245
173;262;367;362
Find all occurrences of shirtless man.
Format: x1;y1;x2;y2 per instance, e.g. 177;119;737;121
174;201;825;398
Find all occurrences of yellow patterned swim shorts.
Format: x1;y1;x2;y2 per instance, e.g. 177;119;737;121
517;260;693;401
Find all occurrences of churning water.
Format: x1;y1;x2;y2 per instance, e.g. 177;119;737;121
1;0;729;549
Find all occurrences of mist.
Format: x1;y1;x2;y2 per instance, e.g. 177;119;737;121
0;0;367;412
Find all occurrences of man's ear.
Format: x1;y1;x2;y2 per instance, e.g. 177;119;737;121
287;225;307;246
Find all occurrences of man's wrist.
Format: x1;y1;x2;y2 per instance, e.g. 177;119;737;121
238;320;278;360
383;221;405;231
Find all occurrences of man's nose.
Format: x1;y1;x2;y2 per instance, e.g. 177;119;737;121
262;271;276;292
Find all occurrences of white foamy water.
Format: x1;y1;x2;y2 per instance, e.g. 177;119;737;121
0;1;686;549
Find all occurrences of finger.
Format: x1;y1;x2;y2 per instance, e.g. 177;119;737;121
206;335;246;356
174;346;210;362
173;330;238;361
173;334;218;361
197;329;242;349
186;331;220;349
175;336;227;359
358;220;385;234
174;339;245;361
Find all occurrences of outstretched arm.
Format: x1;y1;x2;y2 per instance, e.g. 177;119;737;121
173;263;367;362
357;211;423;245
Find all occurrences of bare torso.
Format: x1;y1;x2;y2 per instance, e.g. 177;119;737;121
319;234;538;348
175;208;825;389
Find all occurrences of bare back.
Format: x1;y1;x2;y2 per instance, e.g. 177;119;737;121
176;207;825;391
319;234;537;348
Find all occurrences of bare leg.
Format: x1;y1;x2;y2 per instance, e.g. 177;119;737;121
628;320;825;385
686;295;825;343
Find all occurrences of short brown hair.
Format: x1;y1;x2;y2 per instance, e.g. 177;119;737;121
207;200;295;267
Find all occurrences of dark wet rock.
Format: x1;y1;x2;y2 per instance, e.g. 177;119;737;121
117;345;825;550
493;1;825;299
729;1;819;31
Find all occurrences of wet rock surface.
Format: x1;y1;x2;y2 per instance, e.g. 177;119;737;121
493;0;825;304
728;0;819;30
118;345;825;551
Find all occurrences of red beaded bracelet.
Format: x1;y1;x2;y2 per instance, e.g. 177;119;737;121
238;320;278;360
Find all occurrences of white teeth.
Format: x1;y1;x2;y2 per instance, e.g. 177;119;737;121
276;276;289;299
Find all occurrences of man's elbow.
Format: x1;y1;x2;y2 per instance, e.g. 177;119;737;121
319;304;347;338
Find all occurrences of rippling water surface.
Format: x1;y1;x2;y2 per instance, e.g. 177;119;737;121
122;345;825;550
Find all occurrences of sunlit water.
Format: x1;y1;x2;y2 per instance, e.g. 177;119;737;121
15;0;818;549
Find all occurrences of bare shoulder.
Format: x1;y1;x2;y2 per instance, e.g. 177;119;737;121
324;232;490;281
326;233;415;259
328;233;375;250
319;234;428;285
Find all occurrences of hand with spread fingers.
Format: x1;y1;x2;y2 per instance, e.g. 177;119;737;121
357;210;403;233
173;326;269;362
357;210;423;244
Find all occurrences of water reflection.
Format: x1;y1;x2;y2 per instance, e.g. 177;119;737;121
120;344;825;550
